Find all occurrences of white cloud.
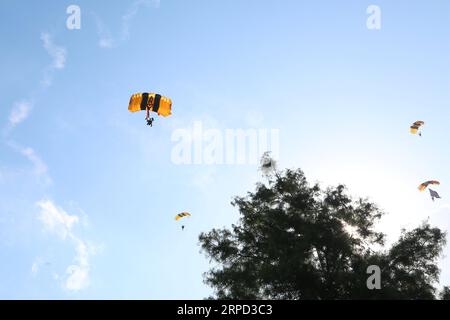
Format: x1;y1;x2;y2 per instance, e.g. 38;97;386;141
65;264;89;291
121;0;159;39
99;38;114;49
39;32;67;88
95;0;160;49
41;32;66;70
31;257;51;276
31;258;41;275
2;32;66;184
36;200;95;292
4;32;66;134
7;142;51;184
65;239;90;291
9;100;33;127
37;200;78;240
95;17;114;48
20;147;49;178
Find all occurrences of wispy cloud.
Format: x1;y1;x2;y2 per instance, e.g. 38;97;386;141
121;0;160;39
31;257;50;275
31;259;41;275
95;17;114;49
7;142;51;184
5;33;66;131
66;239;90;291
38;200;78;240
95;0;160;49
3;33;67;183
8;100;33;128
40;32;67;88
40;32;66;70
20;147;49;178
37;200;95;292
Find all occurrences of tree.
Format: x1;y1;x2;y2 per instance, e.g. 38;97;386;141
439;287;450;300
199;167;447;299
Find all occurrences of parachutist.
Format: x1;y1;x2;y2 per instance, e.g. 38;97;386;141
410;121;425;136
429;189;441;202
129;93;172;124
175;212;191;229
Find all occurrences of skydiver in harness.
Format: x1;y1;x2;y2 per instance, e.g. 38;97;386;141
145;96;155;126
146;115;154;126
145;108;154;126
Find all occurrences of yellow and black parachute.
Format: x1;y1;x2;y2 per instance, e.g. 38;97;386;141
128;92;172;126
410;121;425;135
418;180;440;192
175;212;191;221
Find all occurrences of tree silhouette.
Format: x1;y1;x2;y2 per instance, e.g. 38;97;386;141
199;166;447;299
440;287;450;300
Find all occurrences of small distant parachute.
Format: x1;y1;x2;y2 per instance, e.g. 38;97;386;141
175;212;191;221
176;212;191;231
410;121;425;136
418;180;440;192
128;92;172;126
260;151;277;177
429;189;441;202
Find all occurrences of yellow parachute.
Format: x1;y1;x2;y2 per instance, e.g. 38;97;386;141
410;121;425;135
418;180;440;192
128;92;172;126
175;212;191;221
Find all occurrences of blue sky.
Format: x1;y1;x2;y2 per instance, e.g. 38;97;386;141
0;0;449;299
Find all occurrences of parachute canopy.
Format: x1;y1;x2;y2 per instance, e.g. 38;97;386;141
175;212;191;221
260;151;277;176
410;121;425;135
128;92;172;117
418;180;440;192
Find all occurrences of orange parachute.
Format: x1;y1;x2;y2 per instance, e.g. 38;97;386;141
418;180;440;192
410;121;425;135
175;212;191;221
128;92;172;126
175;212;191;231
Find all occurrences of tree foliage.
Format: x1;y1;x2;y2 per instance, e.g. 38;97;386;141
199;168;447;299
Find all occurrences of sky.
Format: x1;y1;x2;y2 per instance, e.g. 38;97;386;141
0;0;449;299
